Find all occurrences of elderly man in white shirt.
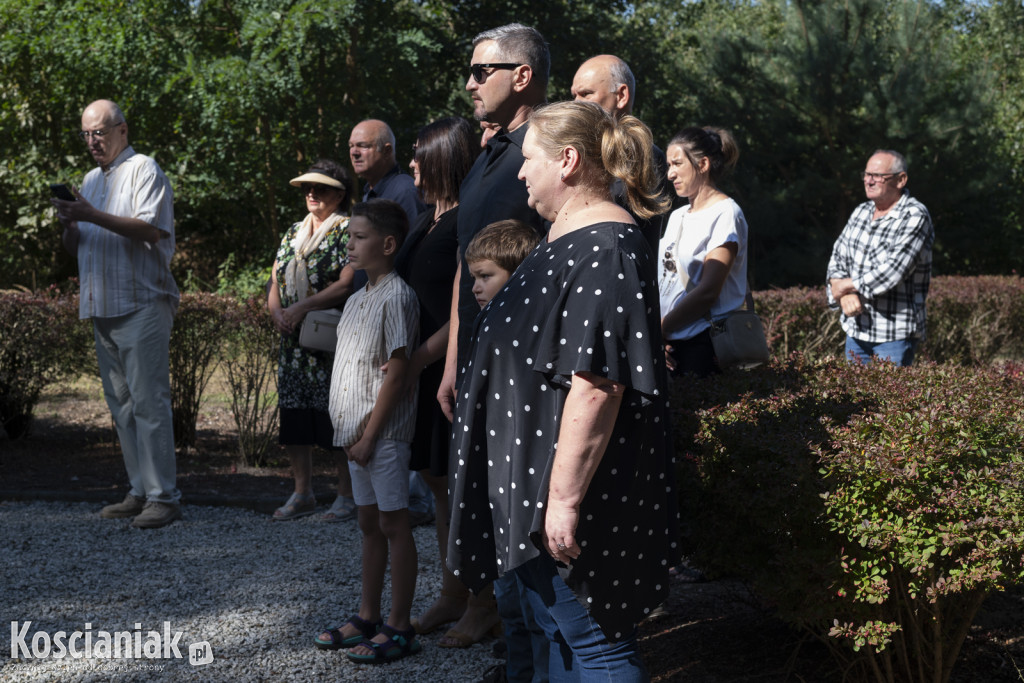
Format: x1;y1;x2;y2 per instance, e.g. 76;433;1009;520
52;99;181;529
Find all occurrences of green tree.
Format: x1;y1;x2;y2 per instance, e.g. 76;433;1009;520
2;0;1021;290
631;0;1018;286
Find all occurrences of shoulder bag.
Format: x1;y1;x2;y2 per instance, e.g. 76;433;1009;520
669;208;770;370
298;308;342;353
705;292;770;370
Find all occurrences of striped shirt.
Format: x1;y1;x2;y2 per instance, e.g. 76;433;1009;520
76;146;178;319
826;191;933;343
329;271;419;447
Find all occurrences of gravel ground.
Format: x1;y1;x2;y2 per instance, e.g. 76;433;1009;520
1;500;503;682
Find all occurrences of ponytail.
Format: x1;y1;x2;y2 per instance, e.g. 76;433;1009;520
668;126;739;185
529;101;670;220
602;116;670;220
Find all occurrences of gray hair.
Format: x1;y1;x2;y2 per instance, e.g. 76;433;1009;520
873;149;907;174
606;57;636;104
473;23;550;91
377;123;396;155
107;102;127;125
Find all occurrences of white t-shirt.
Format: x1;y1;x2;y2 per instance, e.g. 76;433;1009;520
657;197;749;341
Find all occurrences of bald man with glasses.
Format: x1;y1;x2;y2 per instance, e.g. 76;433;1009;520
827;149;934;366
52;99;181;528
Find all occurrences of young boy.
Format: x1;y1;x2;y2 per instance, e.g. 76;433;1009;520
459;219;540;661
464;219;541;309
316;199;421;663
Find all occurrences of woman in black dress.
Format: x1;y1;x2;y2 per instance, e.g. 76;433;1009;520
394;117;497;646
447;101;679;680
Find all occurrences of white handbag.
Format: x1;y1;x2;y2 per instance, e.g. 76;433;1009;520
298;308;342;353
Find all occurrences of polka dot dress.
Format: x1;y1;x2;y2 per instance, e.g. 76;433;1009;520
447;222;681;638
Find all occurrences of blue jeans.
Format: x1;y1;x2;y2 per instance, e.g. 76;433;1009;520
844;336;918;367
408;471;434;516
494;571;549;683
507;555;648;683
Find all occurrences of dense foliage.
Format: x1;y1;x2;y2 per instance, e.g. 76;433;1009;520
673;356;1024;682
0;285;91;438
1;0;1022;290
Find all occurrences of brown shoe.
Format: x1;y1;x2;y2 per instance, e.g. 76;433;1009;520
130;501;182;529
99;494;146;519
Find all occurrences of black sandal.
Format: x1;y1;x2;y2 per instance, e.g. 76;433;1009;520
346;624;422;663
313;614;381;650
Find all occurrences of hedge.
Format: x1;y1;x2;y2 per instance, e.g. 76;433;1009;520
0;289;276;453
755;275;1024;365
0;284;91;438
672;356;1024;682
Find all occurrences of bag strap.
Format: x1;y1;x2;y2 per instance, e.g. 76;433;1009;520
704;290;755;324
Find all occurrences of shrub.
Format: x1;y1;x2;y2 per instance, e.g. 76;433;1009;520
755;286;844;359
222;296;279;467
674;356;1024;683
753;275;1024;366
922;275;1024;365
0;285;91;438
169;292;233;449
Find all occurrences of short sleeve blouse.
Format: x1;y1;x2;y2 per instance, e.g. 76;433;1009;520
447;221;680;639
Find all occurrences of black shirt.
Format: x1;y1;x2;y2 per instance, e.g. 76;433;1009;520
455;123;544;364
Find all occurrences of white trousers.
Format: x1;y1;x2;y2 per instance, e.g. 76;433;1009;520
92;298;180;504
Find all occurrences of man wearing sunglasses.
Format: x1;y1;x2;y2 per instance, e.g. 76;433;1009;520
436;21;549;682
442;22;549;402
826;149;934;366
51;99;181;528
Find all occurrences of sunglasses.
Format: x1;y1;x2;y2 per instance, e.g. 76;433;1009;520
469;63;522;84
301;183;335;195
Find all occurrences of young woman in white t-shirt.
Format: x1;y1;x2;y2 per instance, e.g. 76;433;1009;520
658;127;749;377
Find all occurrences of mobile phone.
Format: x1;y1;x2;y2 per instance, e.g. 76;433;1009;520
50;183;76;201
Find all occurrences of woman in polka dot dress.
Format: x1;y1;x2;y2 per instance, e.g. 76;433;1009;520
447;101;680;681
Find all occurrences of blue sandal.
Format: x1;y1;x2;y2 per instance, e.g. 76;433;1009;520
314;615;381;650
346;624;422;664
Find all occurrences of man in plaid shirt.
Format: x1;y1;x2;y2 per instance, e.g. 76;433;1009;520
826;149;934;366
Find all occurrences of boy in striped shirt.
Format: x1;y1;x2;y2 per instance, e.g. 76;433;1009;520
319;199;422;663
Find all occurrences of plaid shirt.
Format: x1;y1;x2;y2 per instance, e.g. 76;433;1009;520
826;191;933;343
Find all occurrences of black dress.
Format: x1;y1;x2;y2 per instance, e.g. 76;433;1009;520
447;221;680;639
395;206;459;475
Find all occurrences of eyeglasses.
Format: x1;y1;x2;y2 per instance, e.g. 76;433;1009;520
469;63;522;84
861;171;899;182
78;125;121;141
301;183;334;195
